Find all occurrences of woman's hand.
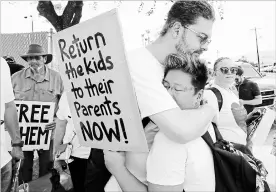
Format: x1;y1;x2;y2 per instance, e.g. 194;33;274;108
103;150;126;175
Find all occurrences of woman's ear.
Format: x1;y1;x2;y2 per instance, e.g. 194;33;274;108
196;89;204;101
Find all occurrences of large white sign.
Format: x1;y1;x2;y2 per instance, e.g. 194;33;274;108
53;9;148;152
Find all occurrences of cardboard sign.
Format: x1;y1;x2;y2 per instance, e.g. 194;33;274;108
53;9;148;152
6;101;55;151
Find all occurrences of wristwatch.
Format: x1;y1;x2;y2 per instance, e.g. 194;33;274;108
11;140;24;147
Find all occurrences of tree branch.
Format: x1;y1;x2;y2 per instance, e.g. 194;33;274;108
62;1;83;29
70;1;83;27
37;1;62;31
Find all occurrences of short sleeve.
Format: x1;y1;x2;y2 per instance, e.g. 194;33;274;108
127;48;178;119
251;82;261;97
147;132;187;185
56;92;71;120
1;58;15;104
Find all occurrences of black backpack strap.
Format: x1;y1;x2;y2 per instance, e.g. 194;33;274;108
212;122;223;141
202;122;224;146
207;87;223;112
202;131;214;148
202;123;216;148
142;117;151;128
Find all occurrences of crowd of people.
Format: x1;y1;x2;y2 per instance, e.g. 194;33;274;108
1;1;275;192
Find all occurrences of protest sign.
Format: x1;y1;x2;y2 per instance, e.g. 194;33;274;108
6;101;55;151
52;9;148;152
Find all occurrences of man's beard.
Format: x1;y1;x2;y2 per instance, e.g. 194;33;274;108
30;62;43;73
175;33;203;57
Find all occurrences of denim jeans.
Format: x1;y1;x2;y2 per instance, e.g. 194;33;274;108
19;140;53;184
1;160;12;192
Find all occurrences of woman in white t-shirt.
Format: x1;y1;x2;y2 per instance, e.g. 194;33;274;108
104;53;217;192
54;92;91;192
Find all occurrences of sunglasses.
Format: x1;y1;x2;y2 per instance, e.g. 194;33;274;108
184;26;212;45
26;56;43;61
219;67;238;75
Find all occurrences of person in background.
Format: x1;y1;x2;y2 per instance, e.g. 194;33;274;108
1;58;24;192
235;66;262;114
208;57;247;145
11;44;64;183
3;55;25;75
54;92;91;192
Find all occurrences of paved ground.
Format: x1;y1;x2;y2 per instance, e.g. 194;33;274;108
253;126;276;191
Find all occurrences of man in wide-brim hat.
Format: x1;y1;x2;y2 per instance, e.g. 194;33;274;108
21;44;53;66
11;44;64;184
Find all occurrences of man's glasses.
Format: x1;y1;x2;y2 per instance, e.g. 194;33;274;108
219;67;238;75
27;56;43;61
163;81;195;93
184;26;212;45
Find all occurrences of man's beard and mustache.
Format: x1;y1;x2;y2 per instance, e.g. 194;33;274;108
175;33;204;58
30;62;44;73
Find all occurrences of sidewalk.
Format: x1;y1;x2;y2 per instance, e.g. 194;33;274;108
253;127;276;191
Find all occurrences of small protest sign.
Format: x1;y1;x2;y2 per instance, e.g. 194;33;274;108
53;9;148;152
6;101;55;151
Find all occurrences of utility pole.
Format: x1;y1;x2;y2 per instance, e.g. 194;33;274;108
24;15;33;32
251;27;261;72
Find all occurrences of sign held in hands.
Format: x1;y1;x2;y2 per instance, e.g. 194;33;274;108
6;101;55;151
53;9;148;152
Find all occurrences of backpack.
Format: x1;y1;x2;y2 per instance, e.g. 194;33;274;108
203;87;270;192
202;123;257;192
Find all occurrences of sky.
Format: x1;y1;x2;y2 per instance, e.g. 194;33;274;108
1;1;275;64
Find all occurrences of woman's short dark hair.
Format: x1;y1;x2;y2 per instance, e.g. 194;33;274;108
161;0;215;36
163;53;208;94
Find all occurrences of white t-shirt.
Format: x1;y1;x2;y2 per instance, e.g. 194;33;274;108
147;124;216;191
206;85;247;145
56;92;90;159
1;58;14;168
105;121;158;192
127;47;179;118
105;47;178;191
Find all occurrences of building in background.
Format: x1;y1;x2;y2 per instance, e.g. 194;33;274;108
0;29;58;71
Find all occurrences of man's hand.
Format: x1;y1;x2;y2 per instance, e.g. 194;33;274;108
11;146;24;160
45;121;56;130
103;150;126;175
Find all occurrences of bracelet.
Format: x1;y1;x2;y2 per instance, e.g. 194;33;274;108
11;140;24;147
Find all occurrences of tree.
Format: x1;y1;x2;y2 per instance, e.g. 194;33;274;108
237;56;249;63
37;1;83;32
37;1;224;32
